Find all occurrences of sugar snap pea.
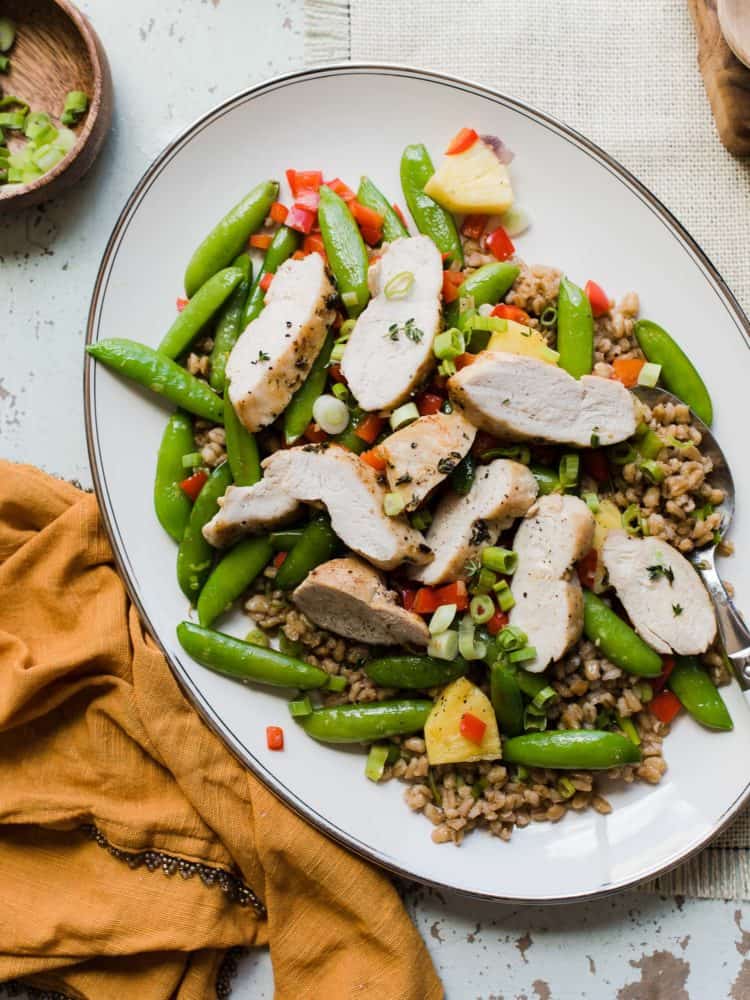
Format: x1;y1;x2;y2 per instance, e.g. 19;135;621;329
318;185;370;317
197;537;274;627
86;339;224;423
299;700;433;743
224;390;261;486
184;179;278;297
490;661;524;736
176;462;232;600
503;730;641;769
445;261;520;328
634;319;713;426
177;621;329;689
557;277;594;379
159;267;244;360
668;655;733;731
365;655;467;689
209;253;252;393
530;465;561;496
400;144;463;266
242;225;301;329
356;175;409;242
283;331;335;445
274;516;338;590
332;410;368;454
449;453;476;495
269;528;304;551
582;590;663;676
154;411;194;542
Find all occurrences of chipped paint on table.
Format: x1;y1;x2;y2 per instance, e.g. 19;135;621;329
2;1;749;997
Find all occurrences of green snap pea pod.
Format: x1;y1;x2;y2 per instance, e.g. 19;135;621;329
668;655;733;731
503;730;641;769
356;175;409;242
242;225;301;328
184;179;279;297
224;390;261;486
318;185;370;318
197;537;274;627
490;661;524;737
177;620;328;689
449;453;476;495
634;319;713;426
158;267;244;360
299;700;433;743
269;528;304;551
445;261;520;328
557;277;594;379
274;516;338;590
86;339;224;423
154;411;194;542
209;253;253;393
400;144;463;266
515;670;551;699
582;590;662;677
176;462;232;600
365;655;468;689
332;411;368;454
283;331;335;445
530;464;561;496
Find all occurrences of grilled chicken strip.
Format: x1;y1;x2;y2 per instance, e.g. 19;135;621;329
293;556;430;646
448;352;636;447
227;253;335;432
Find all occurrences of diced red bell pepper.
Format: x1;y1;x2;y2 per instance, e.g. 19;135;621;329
455;352;478;370
325;177;356;202
486;608;509;636
286;204;317;235
176;296;189;312
446;127;479;155
359;225;382;246
442;270;465;303
485;225;515;262
582;449;609;483
303;422;328;444
354;413;385;445
266;726;284;750
250;233;273;250
400;587;417;612
585;279;610;318
361;447;387;472
286;169;322;198
269;201;289;224
350;199;384;231
435;580;469;611
416;391;445;416
303;233;326;258
461;214;488;241
295;188;320;212
472;431;500;458
576;549;598;589
652;655;676;694
612;357;645;389
460;711;487;744
179;470;208;501
328;363;347;384
292;250;306;260
650;690;681;725
273;551;288;569
412;587;440;615
491;303;530;325
392;202;408;228
259;272;274;293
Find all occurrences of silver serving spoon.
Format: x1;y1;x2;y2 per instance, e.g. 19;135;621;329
634;386;750;689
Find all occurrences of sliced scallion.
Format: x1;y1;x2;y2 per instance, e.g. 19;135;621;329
433;327;465;361
468;315;506;333
244;628;269;648
621;503;643;536
181;451;202;469
469;594;494;624
639;429;664;460
559;453;580;489
325;674;347;692
609;442;638;466
523;705;548;732
497;625;528;652
458;614;486;661
289;695;313;718
637;362;661;388
312;394;349;435
429;602;457;635
410;508;432;532
384;270;414;300
480;444;531;465
0;17;16;52
0;54;9;72
481;546;518;574
583;491;600;513
531;685;556;709
427;628;459;661
32;143;64;172
341;290;359;308
639;459;665;484
493;580;515;611
471;567;498;595
330;342;346;362
539;306;558;329
438;359;457;377
339;318;356;339
508;645;537;664
557;777;576;799
616;714;641;746
60;90;90;127
365;744;390;782
331;382;349;401
389;401;419;431
383;492;406;517
0;111;26;130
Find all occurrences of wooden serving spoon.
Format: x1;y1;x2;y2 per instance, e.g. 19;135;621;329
0;0;112;211
718;0;750;69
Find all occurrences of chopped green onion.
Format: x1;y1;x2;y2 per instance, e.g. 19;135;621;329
557;777;576;800
509;646;538;664
639;429;664;460
438;359;457;377
0;111;26;130
637;361;661;387
482;546;518;574
523;705;548;732
427;628;459;661
457;307;477;333
54;127;76;154
0;17;16;52
410;508;432;532
609;442;637;466
7;165;23;183
433;327;465;360
365;744;390;781
429;603;457;635
428;768;443;805
583;492;600;513
616;714;641;746
558;453;580;490
481;444;531;465
181;451;202;469
389;401;419;431
331;382;349;401
312;394;349;434
531;685;556;709
458;614;486;661
341;290;359;308
330;342;346;362
339;318;356;339
289;695;313;718
621;503;643;536
471;567;498;595
639;459;665;484
541;345;561;364
472;777;488;799
279;633;303;658
497;625;528;652
665;434;693;450
24;112;53;140
499;205;530;237
493;580;516;612
384;492;406;517
244;628;269;648
539;306;558;329
0;54;9;73
32;143;65;172
469;594;494;624
637;682;654;703
468;315;506;333
325;674;348;692
516;765;530;781
61;90;90;127
384;270;415;300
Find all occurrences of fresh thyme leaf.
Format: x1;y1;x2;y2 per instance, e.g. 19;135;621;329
647;563;675;585
672;603;683;616
251;349;270;365
384;317;424;344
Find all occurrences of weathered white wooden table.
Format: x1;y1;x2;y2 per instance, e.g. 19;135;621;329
2;2;749;996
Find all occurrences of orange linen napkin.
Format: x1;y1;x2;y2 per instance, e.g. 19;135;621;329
0;461;443;1000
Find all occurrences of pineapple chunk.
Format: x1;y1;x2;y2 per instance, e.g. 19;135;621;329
424;138;514;215
425;677;501;765
590;499;622;593
487;319;559;365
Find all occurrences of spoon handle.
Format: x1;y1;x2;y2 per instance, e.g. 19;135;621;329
697;553;750;690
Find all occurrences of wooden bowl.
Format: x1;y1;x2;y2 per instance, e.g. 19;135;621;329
0;0;112;211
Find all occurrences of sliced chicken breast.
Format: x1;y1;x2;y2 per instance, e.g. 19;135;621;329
602;532;716;655
202;479;300;548
293;556;430;646
448;352;636;447
379;409;477;512
409;459;538;586
341;235;442;411
510;494;596;672
227;254;335;432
